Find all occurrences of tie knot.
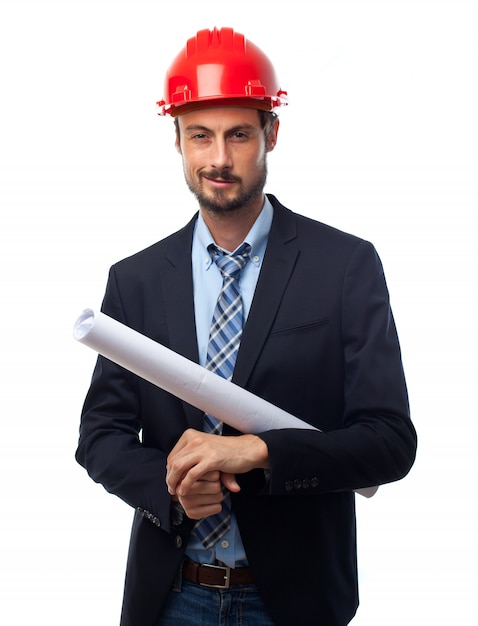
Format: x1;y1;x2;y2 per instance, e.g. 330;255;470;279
210;242;251;279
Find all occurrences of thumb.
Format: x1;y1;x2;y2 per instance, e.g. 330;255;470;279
220;472;241;493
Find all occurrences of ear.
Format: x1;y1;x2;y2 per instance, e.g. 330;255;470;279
266;119;280;153
174;119;183;154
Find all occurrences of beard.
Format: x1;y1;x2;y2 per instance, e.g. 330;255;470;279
184;158;268;214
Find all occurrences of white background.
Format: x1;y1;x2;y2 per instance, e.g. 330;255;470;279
1;0;477;623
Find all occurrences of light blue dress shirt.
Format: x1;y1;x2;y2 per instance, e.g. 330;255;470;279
185;196;273;568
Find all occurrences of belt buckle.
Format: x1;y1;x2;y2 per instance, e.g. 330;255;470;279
200;563;231;589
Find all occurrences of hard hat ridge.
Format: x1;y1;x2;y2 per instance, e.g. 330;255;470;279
190;26;243;54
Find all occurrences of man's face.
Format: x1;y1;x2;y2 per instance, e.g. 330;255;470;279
175;107;278;214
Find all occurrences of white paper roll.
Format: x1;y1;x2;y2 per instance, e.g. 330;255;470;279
73;308;377;498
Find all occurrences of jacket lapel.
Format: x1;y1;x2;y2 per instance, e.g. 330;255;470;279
160;215;205;429
232;196;299;390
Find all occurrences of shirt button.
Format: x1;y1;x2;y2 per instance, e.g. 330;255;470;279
252;255;260;263
221;540;229;549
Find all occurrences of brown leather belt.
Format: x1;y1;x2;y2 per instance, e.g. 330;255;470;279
182;561;254;589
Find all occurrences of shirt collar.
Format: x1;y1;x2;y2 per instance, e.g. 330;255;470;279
195;196;274;271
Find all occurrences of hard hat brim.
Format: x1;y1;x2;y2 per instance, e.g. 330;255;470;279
166;97;278;118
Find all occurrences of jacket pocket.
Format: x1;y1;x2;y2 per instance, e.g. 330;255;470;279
269;317;329;336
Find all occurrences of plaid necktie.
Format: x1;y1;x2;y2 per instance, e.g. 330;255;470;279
193;242;251;549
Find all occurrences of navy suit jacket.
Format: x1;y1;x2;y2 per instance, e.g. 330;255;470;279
76;195;417;626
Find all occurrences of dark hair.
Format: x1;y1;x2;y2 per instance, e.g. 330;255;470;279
259;110;279;139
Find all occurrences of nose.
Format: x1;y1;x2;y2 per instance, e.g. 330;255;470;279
209;137;232;170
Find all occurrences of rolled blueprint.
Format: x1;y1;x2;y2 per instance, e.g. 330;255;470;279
73;309;377;498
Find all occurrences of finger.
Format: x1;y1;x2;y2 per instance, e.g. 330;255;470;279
171;470;221;500
178;482;224;519
176;464;220;496
181;475;222;496
166;452;201;494
179;499;223;520
199;470;222;483
167;457;213;495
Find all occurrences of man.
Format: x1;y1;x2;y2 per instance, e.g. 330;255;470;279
76;27;417;626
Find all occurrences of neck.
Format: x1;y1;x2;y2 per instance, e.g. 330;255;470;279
200;194;265;252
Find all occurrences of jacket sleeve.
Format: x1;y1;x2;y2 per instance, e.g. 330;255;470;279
75;265;176;533
258;240;417;496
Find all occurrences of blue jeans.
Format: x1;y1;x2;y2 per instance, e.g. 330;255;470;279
155;579;276;625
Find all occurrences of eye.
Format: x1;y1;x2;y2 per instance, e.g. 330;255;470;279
230;131;249;141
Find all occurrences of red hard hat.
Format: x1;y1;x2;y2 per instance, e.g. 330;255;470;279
157;27;288;117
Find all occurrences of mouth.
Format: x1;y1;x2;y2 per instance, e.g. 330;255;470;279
201;172;240;188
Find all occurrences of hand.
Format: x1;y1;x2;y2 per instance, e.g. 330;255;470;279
166;428;269;499
173;470;233;520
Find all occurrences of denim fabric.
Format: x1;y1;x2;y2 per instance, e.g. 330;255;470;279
155;579;276;625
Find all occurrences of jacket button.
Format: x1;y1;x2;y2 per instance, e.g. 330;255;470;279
311;477;319;488
175;535;183;549
302;479;310;489
294;479;302;490
285;481;293;492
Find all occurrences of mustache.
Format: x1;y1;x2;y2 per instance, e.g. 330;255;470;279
201;170;241;183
